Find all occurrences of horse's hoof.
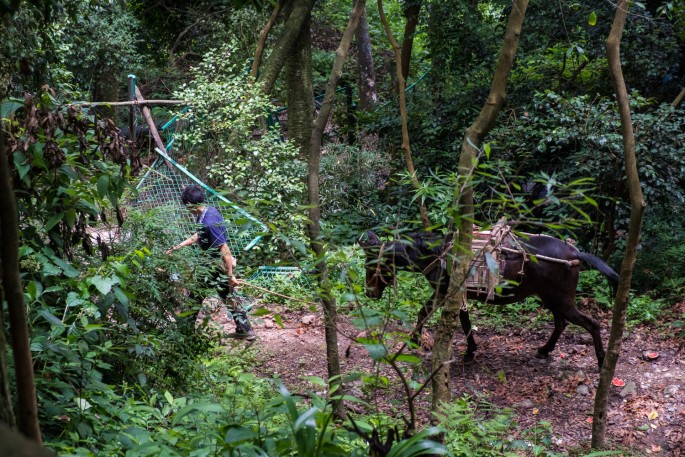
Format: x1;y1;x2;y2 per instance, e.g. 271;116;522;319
462;354;475;365
535;349;549;359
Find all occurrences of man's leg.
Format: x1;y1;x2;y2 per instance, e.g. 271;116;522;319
215;270;254;337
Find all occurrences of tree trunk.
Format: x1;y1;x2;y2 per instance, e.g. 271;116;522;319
355;4;377;110
431;0;528;409
258;0;316;95
0;113;42;443
250;1;283;80
285;11;314;159
308;0;366;420
592;0;646;447
91;68;119;120
378;0;431;229
0;126;16;429
400;0;422;80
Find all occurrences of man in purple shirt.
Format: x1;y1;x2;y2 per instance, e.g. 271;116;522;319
166;185;255;340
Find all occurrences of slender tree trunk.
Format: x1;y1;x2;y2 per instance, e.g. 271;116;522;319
0;115;42;443
400;0;422;80
285;11;314;159
91;68;119;120
431;0;528;409
258;0;316;95
250;0;282;80
592;0;646;447
378;0;431;229
0;125;16;429
355;4;377;110
672;86;685;107
308;0;366;420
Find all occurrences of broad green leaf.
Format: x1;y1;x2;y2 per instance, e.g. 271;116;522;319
363;343;387;362
38;309;63;327
172;402;226;425
588;11;597;26
97;175;109;199
1;98;23;117
45;213;65;231
12;152;30;180
90;275;114;295
302;375;327;386
113;286;129;308
393;353;421;364
224;426;257;444
52;257;80;278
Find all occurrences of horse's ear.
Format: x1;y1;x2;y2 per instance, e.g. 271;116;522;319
358;230;381;247
366;230;381;245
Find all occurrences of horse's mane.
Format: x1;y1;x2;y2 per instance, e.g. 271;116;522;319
398;231;449;257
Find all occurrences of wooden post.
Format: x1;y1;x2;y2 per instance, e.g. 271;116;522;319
134;86;174;171
127;75;136;143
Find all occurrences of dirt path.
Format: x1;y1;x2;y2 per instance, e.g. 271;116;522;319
213;306;684;455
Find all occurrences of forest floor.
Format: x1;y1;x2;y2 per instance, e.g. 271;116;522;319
210;300;685;456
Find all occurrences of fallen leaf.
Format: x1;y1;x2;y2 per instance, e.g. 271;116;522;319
652;445;662;452
647;410;659;420
532;408;539;415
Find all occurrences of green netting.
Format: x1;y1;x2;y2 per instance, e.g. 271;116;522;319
247;266;317;306
248;266;314;289
133;108;266;255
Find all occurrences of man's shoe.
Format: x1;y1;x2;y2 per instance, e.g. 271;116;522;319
228;329;256;341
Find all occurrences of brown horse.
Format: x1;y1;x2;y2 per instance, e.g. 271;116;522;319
358;230;619;369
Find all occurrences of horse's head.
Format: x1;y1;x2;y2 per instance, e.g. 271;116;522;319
358;230;394;299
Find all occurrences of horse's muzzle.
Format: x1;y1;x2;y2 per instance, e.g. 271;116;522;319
365;287;383;299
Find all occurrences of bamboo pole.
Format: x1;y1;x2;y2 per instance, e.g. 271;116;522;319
69;100;189;108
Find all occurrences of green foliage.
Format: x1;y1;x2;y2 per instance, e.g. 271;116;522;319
490;93;685;268
626;294;667;326
320;143;393;240
576;270;614;309
172;43;307;252
435;395;561;457
54;2;143;96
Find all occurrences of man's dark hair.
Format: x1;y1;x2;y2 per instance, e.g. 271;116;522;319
181;185;205;205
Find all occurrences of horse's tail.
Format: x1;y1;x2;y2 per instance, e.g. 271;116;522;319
578;252;619;297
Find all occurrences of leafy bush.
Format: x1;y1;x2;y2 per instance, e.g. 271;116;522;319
172;43;307;256
435;395;562;457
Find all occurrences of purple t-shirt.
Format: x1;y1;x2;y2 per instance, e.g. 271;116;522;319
196;206;228;256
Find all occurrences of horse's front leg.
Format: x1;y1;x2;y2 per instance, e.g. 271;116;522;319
459;308;477;363
536;309;568;359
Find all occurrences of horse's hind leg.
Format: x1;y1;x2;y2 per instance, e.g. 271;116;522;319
563;306;605;370
536;309;568;359
459;308;478;363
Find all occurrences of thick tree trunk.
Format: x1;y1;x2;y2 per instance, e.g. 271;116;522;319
400;0;422;80
378;0;431;229
258;0;316;95
431;0;528;409
0;115;42;443
308;0;365;420
250;1;282;80
355;5;377;110
285;12;314;159
592;0;646;447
